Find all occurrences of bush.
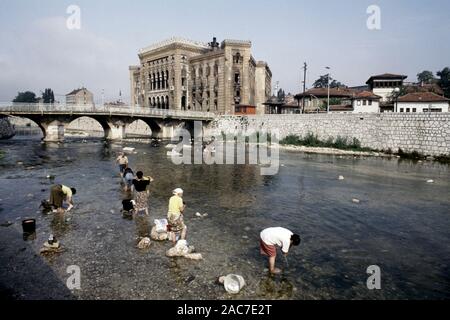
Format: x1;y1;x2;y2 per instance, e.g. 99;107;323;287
280;133;372;152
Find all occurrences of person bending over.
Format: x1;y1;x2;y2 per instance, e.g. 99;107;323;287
49;184;77;213
260;227;301;274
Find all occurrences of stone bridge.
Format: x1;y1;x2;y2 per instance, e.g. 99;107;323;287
0;103;215;141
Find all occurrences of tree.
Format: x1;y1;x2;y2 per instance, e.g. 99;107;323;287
437;67;450;98
12;91;38;103
42;88;55;103
313;75;346;88
417;70;436;84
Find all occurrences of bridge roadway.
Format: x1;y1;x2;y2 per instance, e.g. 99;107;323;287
0;103;215;141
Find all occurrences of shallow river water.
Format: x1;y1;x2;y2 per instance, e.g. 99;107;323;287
0;136;449;300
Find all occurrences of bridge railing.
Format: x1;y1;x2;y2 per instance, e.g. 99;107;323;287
0;103;216;119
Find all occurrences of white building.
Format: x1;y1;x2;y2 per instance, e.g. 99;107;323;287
366;73;407;112
397;92;449;113
352;91;381;113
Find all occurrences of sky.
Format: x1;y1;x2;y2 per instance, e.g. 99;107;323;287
0;0;449;103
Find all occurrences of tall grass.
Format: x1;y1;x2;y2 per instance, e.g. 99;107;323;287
280;133;371;152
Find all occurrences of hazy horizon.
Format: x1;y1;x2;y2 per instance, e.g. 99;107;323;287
1;0;449;103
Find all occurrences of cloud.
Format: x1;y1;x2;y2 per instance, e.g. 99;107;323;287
0;16;129;102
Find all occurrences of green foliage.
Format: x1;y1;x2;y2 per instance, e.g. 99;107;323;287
396;148;426;160
42;88;55;103
313;75;346;89
12;91;38;103
437;67;450;98
280;133;371;152
417;70;436;84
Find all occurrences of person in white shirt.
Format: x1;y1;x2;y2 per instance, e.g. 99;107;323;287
260;227;301;274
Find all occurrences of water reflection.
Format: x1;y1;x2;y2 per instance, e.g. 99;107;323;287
0;137;450;299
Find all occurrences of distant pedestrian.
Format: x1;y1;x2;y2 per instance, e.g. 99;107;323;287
260;227;301;274
48;184;77;213
116;152;129;175
167;188;187;244
132;171;153;215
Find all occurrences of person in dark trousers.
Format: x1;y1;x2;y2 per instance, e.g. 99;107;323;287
123;167;134;192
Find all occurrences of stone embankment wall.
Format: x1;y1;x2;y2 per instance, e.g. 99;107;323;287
210;113;450;156
0;118;15;139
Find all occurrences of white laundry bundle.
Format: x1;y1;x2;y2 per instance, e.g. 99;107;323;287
150;226;169;241
154;219;168;233
166;240;195;257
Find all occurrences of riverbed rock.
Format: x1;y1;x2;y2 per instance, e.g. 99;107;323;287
338;175;345;180
137;237;151;249
0;221;13;227
427;180;434;184
185;253;203;260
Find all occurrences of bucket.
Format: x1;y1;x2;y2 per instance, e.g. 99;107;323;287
22;219;36;234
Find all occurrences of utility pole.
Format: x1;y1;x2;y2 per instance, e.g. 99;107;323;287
302;62;307;114
326;66;331;113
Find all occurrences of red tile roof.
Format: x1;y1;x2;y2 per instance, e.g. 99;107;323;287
353;91;382;100
295;87;355;99
397;92;449;103
329;104;353;112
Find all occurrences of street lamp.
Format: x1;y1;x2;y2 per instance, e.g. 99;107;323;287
393;87;400;112
325;67;331;113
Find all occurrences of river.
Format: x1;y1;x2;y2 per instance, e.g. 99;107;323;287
0;135;449;300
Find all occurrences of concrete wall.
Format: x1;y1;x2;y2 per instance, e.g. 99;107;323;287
210;113;450;156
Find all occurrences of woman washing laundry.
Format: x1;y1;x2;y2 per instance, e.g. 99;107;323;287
132;171;154;216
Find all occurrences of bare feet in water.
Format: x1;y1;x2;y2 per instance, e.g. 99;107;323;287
270;268;282;274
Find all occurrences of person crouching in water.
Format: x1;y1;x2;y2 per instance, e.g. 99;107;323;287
260;227;301;274
132;171;153;216
167;188;187;245
49;184;76;213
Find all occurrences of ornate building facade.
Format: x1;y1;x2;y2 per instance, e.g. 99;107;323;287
129;37;272;114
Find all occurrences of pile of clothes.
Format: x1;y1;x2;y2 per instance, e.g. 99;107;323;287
166;240;203;260
150;219;169;241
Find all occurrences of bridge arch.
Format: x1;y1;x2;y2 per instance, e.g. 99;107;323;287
5;116;45;139
66;116;106;138
125;119;152;139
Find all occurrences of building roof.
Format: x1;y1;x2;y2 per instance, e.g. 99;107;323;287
397;92;449;103
263;95;284;106
366;73;408;84
66;88;90;96
295;87;355;99
329;104;353;112
139;37;210;54
352;91;382;100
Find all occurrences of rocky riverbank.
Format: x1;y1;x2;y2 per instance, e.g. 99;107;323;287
0;118;15;139
280;144;393;158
